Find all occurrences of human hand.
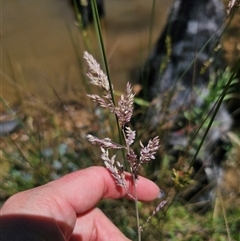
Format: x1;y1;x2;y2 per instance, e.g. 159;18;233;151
1;166;161;241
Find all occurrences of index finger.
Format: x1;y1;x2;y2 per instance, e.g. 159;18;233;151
53;166;160;214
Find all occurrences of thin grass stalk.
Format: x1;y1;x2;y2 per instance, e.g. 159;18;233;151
133;175;141;241
141;19;227;136
154;64;237;229
50;85;91;160
147;0;157;57
72;0;89;36
67;25;92;95
7;53;23;105
214;187;232;241
189;61;239;168
143;3;224;101
89;4;141;239
0;96;30;137
220;195;232;241
71;0;91;49
0;96;17;118
9;136;47;182
90;0;114;102
0;71;56;114
159;17;228;127
178;17;227;85
84;50;161;240
184;103;216;160
50;84;82;135
69;0;94;95
121;128;141;241
142;16;232;155
90;0;125;155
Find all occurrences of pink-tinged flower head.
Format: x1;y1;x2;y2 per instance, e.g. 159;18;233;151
125;126;136;146
115;82;135;127
140;136;160;163
100;147;127;189
86;134;124;149
83;51;110;92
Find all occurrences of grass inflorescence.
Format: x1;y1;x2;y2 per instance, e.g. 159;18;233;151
1;0;240;240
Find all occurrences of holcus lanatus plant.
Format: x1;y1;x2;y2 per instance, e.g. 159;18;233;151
84;51;166;240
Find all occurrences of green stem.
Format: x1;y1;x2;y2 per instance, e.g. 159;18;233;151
189;60;240;169
122;128;141;240
132;174;141;241
90;0;125;156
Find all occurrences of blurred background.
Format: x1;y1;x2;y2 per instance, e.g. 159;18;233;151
1;0;173;107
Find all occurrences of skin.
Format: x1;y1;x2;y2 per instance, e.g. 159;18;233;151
1;166;160;241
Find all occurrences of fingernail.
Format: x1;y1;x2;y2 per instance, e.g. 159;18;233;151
158;189;165;199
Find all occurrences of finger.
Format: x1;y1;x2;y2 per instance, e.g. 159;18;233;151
1;166;161;239
70;208;131;241
52;166;160;214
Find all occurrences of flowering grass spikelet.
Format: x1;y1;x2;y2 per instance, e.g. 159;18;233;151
100;147;127;189
84;51;161;198
140;136;160;163
140;200;167;232
115;82;135;127
86;134;124;149
125;126;136;146
126;148;139;178
86;94;109;108
83;51;110;92
84;51;166;237
227;0;240;16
